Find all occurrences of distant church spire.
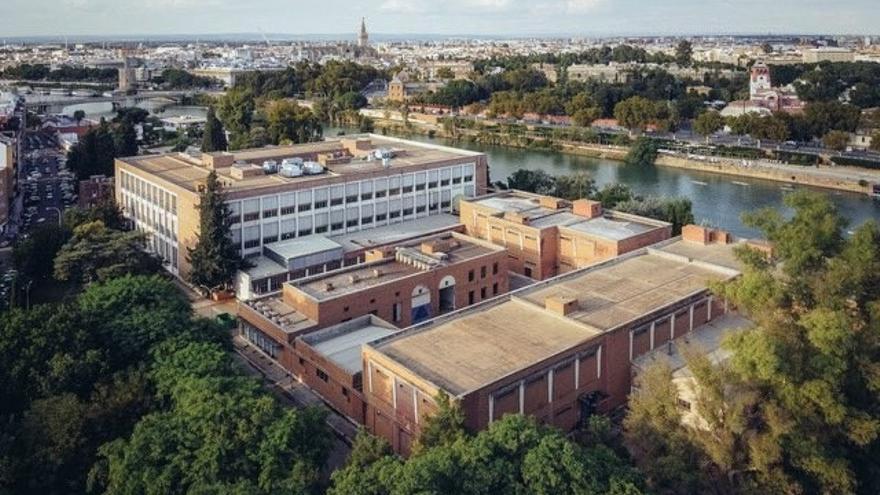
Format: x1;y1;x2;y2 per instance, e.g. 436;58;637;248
358;17;369;48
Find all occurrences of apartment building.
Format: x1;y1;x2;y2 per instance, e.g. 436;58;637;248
0;136;16;233
115;135;489;279
236;231;509;423
362;225;747;455
460;191;672;280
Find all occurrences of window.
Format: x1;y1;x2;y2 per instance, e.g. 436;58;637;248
493;283;498;295
244;239;260;249
416;205;426;213
298;202;312;212
347;219;358;228
281;205;296;215
402;185;413;194
524;267;533;278
468;270;474;282
389;210;401;219
493;262;498;275
468;291;475;305
317;369;329;382
315;225;328;234
331;197;343;206
393;303;402;322
298;228;312;237
314;200;328;209
480;266;487;279
361;215;373;225
331;222;344;231
243;212;260;222
376;213;387;222
388;187;400;196
402;207;413;216
299;357;305;366
375;189;387;198
480;287;486;299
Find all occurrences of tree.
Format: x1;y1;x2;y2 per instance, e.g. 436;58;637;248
67;120;117;179
330;415;644;495
554;173;597;201
624;362;711;494
871;131;880;152
53;221;161;285
693;110;724;141
503;169;557;195
201;106;227;152
90;341;332;495
675;40;693;67
413;390;466;454
112;120;138;158
435;67;455;80
62;197;126;232
614;96;668;133
822;130;850;152
265;100;323;145
13;223;69;284
624;137;659;167
186;170;243;291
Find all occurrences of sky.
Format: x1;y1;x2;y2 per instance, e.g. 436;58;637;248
3;0;878;38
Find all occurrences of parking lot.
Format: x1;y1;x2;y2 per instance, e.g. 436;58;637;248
19;132;78;233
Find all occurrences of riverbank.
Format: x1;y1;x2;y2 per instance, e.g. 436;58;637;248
369;117;880;196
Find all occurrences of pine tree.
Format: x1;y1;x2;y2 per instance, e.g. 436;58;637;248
201;106;228;153
186;171;240;290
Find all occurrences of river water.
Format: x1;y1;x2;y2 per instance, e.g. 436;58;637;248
375;133;880;238
54;102;877;238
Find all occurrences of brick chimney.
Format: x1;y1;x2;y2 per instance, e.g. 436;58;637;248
545;296;579;316
572;199;603;219
682;225;733;245
539;196;567;210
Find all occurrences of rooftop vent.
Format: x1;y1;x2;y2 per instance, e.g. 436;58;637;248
325;282;334;292
544;295;579;317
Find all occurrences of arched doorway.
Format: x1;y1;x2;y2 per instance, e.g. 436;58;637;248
411;285;432;324
438;275;456;312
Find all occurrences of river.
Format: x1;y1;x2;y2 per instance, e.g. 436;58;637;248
356;131;880;238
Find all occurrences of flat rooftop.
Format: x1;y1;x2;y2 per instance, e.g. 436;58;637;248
369;238;742;396
632;313;751;378
301;316;398;374
293;233;501;301
520;249;738;331
118;134;482;194
328;214;461;253
375;299;598;395
468;191;668;241
243;296;317;335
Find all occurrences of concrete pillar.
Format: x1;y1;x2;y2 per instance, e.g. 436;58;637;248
597;346;602;378
574;357;580;389
707;296;713;320
547;369;554;403
519;381;525;414
670;314;676;339
488;394;494;424
689;305;694;332
391;376;397;411
367;361;373;393
629;330;634;361
413;390;419;424
649;321;656;350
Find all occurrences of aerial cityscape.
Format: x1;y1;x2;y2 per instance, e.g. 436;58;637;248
1;1;880;494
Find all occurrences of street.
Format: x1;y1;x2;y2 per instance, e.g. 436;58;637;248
16;131;77;235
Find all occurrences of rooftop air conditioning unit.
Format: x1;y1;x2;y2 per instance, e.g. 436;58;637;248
302;161;324;175
262;160;278;174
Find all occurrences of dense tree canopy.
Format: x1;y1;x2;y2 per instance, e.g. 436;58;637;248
626;191;880;494
329;415;644;495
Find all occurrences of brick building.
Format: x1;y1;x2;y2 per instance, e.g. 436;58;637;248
459;191;672;280
78;175;114;208
237;231;509;423
361;226;744;455
115;135;489;279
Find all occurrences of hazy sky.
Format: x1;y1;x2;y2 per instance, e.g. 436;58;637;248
4;0;878;38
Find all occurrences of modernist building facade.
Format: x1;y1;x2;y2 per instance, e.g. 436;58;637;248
362;225;747;455
460;191;672;280
115;135;489;280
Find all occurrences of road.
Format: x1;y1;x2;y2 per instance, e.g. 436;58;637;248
17;131;76;234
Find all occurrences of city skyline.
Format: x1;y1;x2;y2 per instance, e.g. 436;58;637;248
3;0;879;38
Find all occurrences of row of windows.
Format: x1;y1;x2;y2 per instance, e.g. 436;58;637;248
119;170;177;215
467;262;500;282
233;199;456;250
229;166;475;225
